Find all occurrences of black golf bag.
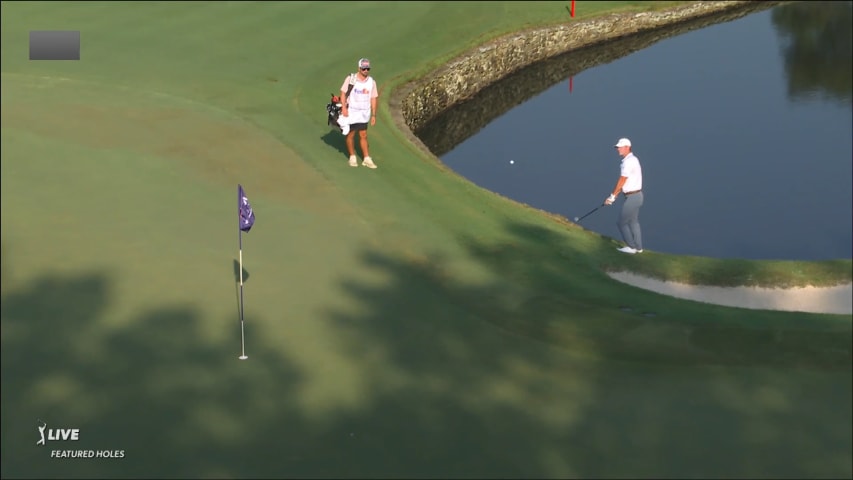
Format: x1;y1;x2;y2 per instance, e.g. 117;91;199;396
326;75;355;131
326;94;343;131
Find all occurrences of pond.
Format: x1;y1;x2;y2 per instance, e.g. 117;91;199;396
419;1;852;261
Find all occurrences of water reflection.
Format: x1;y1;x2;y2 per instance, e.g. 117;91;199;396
419;2;851;261
417;2;778;157
771;1;853;105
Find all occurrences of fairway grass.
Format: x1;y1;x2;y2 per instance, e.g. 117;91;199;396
2;2;850;479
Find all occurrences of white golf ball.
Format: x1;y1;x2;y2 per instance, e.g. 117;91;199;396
510;160;515;164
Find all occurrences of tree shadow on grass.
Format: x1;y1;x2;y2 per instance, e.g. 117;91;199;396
459;221;853;370
0;252;309;478
318;231;851;478
1;228;850;479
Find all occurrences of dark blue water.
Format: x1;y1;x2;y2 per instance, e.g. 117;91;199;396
436;3;852;260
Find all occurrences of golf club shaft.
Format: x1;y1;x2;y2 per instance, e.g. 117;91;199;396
577;204;604;222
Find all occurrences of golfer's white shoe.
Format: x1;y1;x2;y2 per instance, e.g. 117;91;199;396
617;246;638;254
348;155;358;167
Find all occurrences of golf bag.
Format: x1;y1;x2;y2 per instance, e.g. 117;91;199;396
326;94;343;130
326;74;355;131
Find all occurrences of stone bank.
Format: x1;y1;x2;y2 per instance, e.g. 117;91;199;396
392;1;782;148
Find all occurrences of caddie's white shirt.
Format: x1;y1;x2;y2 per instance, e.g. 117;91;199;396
339;74;377;124
620;152;642;193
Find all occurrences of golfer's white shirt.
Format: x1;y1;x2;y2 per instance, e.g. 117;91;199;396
620;152;642;193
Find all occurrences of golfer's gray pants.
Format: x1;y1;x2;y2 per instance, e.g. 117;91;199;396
619;192;643;250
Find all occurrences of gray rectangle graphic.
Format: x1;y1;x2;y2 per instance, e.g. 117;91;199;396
30;31;80;60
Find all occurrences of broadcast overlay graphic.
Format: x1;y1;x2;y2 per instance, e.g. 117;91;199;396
37;420;125;459
29;30;81;60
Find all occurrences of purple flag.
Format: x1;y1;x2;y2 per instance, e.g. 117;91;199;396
238;184;255;232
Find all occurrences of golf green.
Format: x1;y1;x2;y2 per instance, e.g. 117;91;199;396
2;2;850;478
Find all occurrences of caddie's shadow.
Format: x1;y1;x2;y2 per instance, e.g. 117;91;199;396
321;129;349;158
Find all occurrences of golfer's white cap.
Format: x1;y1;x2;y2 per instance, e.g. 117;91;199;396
614;138;632;147
358;58;371;69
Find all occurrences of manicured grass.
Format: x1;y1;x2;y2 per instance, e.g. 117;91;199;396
2;2;850;479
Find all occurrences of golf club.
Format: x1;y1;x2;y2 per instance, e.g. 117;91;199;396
574;204;605;223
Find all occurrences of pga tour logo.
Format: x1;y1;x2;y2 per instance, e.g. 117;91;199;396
37;420;79;445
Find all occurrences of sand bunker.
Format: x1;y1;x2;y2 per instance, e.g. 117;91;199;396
607;271;852;315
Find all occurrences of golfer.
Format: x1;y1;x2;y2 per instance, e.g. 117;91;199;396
605;137;643;254
339;58;379;169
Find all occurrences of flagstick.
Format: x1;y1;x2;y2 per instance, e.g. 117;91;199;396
238;228;248;360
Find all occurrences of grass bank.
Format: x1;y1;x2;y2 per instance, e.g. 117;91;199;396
2;2;850;478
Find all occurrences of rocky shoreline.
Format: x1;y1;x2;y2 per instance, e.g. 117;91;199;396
390;1;784;157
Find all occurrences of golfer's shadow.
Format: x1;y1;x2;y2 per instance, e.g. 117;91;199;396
321;129;348;157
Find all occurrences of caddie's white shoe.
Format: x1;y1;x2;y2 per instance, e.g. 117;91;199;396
362;156;377;169
617;246;637;254
348;155;358;167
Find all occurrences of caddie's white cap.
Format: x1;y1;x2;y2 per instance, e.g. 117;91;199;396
614;138;632;147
